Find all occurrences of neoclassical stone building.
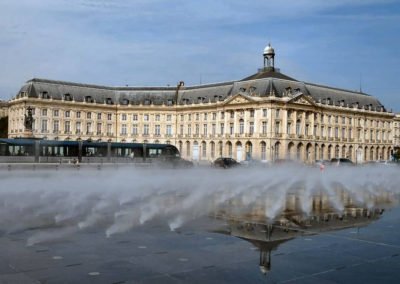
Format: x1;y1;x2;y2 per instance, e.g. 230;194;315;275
7;44;395;163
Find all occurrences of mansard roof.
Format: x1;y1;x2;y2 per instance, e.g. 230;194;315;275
15;69;387;112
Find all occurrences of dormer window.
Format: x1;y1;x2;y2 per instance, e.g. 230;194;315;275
85;96;93;103
106;98;113;105
41;92;50;99
326;98;331;105
239;87;246;92
166;99;173;106
294;88;301;93
121;98;129;105
144;99;151;105
64;93;72;101
182;98;189;104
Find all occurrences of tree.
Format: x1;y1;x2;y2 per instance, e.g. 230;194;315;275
0;117;8;138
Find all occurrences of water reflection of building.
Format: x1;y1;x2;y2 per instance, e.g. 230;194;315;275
213;192;394;276
6;44;395;163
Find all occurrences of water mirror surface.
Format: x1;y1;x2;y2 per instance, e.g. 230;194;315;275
1;165;400;283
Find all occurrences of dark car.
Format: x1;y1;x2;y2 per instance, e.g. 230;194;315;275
330;158;354;166
213;157;240;168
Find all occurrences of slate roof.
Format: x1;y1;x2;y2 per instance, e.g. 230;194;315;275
15;68;387;112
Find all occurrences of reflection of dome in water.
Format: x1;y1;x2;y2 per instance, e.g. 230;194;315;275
260;265;270;275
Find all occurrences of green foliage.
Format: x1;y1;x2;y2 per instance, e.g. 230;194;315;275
394;148;400;161
0;117;8;138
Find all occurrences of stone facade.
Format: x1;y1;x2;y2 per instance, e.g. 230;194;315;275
393;114;400;150
6;45;396;163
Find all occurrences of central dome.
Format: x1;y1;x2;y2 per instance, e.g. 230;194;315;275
263;43;275;55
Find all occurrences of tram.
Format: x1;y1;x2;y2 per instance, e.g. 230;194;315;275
0;138;190;166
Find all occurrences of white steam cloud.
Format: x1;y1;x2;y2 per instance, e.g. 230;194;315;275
0;165;398;246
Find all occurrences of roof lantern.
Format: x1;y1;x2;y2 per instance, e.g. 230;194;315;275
263;43;275;69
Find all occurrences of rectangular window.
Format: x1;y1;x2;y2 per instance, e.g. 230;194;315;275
220;123;224;134
275;122;280;134
321;126;325;137
97;123;102;134
230;111;234;119
65;111;70;118
107;113;112;121
132;124;138;135
188;125;191;135
196;113;200;120
195;124;199;135
53;120;59;132
230;123;234;135
107;124;112;135
143;124;149;135
221;112;225;119
122;114;127;121
155;125;160;135
167;114;172;121
275;109;280;118
76;122;81;133
144;114;149;121
41;119;48;132
53;110;59;117
133;114;138;121
180;115;184;121
86;122;92;134
87;112;92;119
76;111;81;119
262;121;267;134
64;121;70;133
180;124;184;135
42;109;47;116
212;113;217;120
121;124;127;135
212;124;216;135
203;124;207;135
166;125;172;135
204;113;207;121
188;114;192;121
97;113;102;120
250;110;255;118
249;122;254;134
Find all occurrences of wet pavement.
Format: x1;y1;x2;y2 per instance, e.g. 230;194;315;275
1;207;400;284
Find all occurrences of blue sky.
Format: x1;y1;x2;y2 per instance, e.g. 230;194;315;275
1;0;399;111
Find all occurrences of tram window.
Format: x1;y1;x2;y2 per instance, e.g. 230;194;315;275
83;146;106;157
148;148;162;157
7;145;34;156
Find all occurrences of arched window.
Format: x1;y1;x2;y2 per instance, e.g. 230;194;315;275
260;142;266;160
210;142;215;158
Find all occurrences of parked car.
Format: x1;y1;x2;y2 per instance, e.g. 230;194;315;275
213;157;240;168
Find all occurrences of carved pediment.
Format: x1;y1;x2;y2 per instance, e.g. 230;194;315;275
288;94;316;107
224;94;254;105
